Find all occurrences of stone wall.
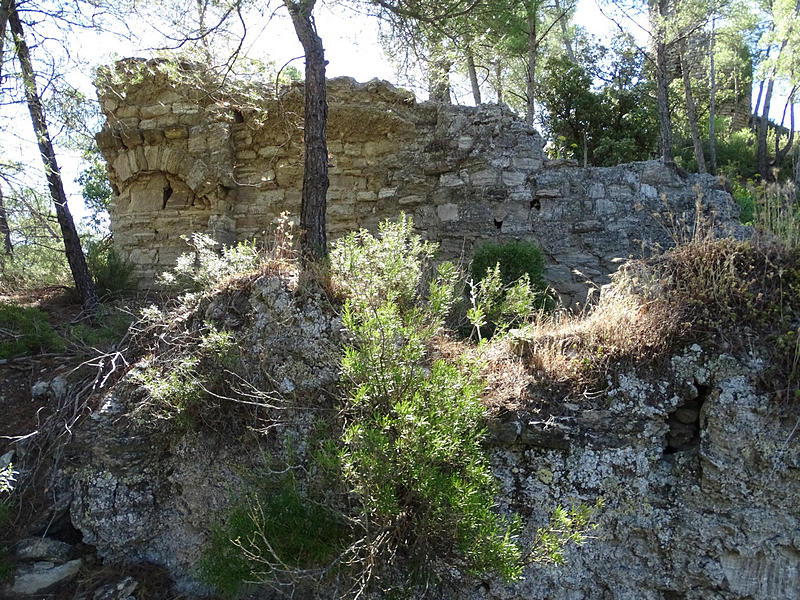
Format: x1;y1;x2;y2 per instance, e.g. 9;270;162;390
96;59;747;303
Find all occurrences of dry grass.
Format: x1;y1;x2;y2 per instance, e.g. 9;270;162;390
475;233;800;413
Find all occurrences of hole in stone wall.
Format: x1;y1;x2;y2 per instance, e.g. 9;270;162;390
530;198;541;211
663;382;710;454
232;109;244;123
162;181;173;210
494;219;503;230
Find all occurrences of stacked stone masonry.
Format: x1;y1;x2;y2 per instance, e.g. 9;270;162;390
97;59;747;304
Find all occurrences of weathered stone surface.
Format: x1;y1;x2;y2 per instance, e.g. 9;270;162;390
68;276;342;594
63;268;800;599
14;538;73;563
96;59;748;305
472;347;800;600
3;558;83;596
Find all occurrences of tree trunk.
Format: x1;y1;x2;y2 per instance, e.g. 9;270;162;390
680;42;706;173
554;0;575;61
757;77;775;177
525;5;537;126
465;45;481;105
427;36;451;104
651;0;673;164
8;0;99;311
494;60;503;104
775;97;795;167
0;185;11;256
285;0;328;259
0;0;11;256
708;15;717;175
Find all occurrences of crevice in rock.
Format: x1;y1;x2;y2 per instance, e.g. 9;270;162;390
530;198;541;211
161;181;173;210
664;382;710;454
232;109;244;123
494;219;503;230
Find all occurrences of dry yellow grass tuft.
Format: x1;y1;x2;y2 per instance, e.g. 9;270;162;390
476;232;800;412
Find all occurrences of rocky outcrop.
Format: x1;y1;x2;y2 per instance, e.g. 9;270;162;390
482;345;800;600
95;59;748;304
60;271;800;599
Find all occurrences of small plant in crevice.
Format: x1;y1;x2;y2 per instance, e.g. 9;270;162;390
528;501;602;565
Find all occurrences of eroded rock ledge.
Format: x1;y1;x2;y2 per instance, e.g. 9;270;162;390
58;272;800;600
96;59;747;304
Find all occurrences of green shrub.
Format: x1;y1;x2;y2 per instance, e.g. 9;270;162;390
332;216;523;585
200;475;348;599
468;241;550;339
159;233;261;292
471;240;547;291
731;179;756;224
0;303;65;359
86;238;134;298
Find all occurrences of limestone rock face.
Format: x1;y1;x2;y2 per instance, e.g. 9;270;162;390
67;275;342;595
96;59;748;305
64;269;800;598
480;346;800;600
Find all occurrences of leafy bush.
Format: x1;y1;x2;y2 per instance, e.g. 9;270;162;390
159;233;261;292
332;216;523;586
471;240;547;291
469;241;550;338
85;238;134;298
467;265;542;341
200;475;348;599
730;179;756;224
0;303;65;359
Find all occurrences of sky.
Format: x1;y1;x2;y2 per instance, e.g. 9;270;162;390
0;0;793;225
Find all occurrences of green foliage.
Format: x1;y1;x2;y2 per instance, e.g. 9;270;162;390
131;323;236;422
68;308;133;349
468;265;540;341
330;213;438;313
0;187;71;290
538;36;659;166
76;144;113;234
200;475;348;599
332;216;523;585
731;179;756;224
159;233;261;292
85;238;134;298
470;240;546;291
0;462;15;495
0;302;65;359
530;501;601;565
469;240;550;338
